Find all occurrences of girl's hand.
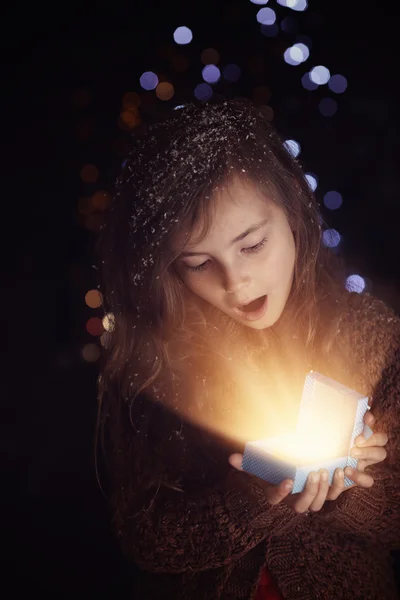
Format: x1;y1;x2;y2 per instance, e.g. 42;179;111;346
229;452;336;512
228;411;388;513
341;409;388;495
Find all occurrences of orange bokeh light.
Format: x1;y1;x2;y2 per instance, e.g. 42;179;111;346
122;92;141;108
85;289;103;309
201;48;220;65
156;82;175;101
92;190;111;211
80;164;99;184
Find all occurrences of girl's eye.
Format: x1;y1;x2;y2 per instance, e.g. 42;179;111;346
243;237;267;253
186;238;267;272
188;260;210;272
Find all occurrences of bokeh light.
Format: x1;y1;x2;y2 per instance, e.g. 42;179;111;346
156;81;175;100
202;64;221;84
319;98;337;117
284;45;309;66
84;213;105;233
173;26;193;45
280;16;298;33
256;7;276;25
310;65;331;85
82;343;100;363
301;72;318;90
277;0;307;8
260;23;279;37
122;92;141;108
345;274;366;294
284;139;301;158
324;191;343;210
85;289;103;309
293;42;309;62
250;0;269;4
305;173;318;191
120;107;141;129
102;313;115;332
223;64;242;82
201;48;220;65
322;228;341;248
86;317;104;336
139;71;159;91
194;83;213;101
328;74;348;94
80;164;99;184
92;190;111;210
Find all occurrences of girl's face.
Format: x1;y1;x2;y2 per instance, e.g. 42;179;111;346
175;178;296;330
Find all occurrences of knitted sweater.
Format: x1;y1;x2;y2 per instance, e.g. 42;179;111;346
115;293;400;600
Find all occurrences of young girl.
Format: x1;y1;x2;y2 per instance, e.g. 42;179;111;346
97;100;400;599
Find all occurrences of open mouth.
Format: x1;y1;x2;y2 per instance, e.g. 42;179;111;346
240;295;267;313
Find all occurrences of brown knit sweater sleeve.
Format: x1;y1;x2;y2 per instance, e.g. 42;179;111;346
119;465;302;573
312;293;400;549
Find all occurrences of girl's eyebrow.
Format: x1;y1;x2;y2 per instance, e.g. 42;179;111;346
180;218;269;257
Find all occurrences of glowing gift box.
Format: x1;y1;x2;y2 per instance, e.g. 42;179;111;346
242;371;373;493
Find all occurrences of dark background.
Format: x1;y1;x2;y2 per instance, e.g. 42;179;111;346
4;0;400;597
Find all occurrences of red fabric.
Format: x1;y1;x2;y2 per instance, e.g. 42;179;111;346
254;567;283;600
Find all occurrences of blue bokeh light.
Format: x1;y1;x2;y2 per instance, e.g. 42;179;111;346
301;72;318;90
324;191;343;210
194;83;213;101
319;98;338;117
284;139;301;158
322;229;341;248
257;7;276;24
310;65;331;85
202;64;221;84
345;274;366;293
223;64;242;82
173;26;193;45
305;173;318;191
328;74;348;94
139;71;159;90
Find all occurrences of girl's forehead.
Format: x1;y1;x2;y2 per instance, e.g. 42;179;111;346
174;179;275;250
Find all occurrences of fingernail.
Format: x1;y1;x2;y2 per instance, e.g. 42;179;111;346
310;473;319;483
346;467;353;477
357;437;366;446
337;469;344;478
320;470;328;482
284;482;293;491
351;448;361;457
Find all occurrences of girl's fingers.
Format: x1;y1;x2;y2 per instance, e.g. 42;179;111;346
228;453;243;470
351;445;387;464
326;468;346;500
309;470;330;512
355;431;388;449
292;471;320;513
344;467;374;488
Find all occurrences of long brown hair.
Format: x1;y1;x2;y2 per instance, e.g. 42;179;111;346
95;99;345;506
